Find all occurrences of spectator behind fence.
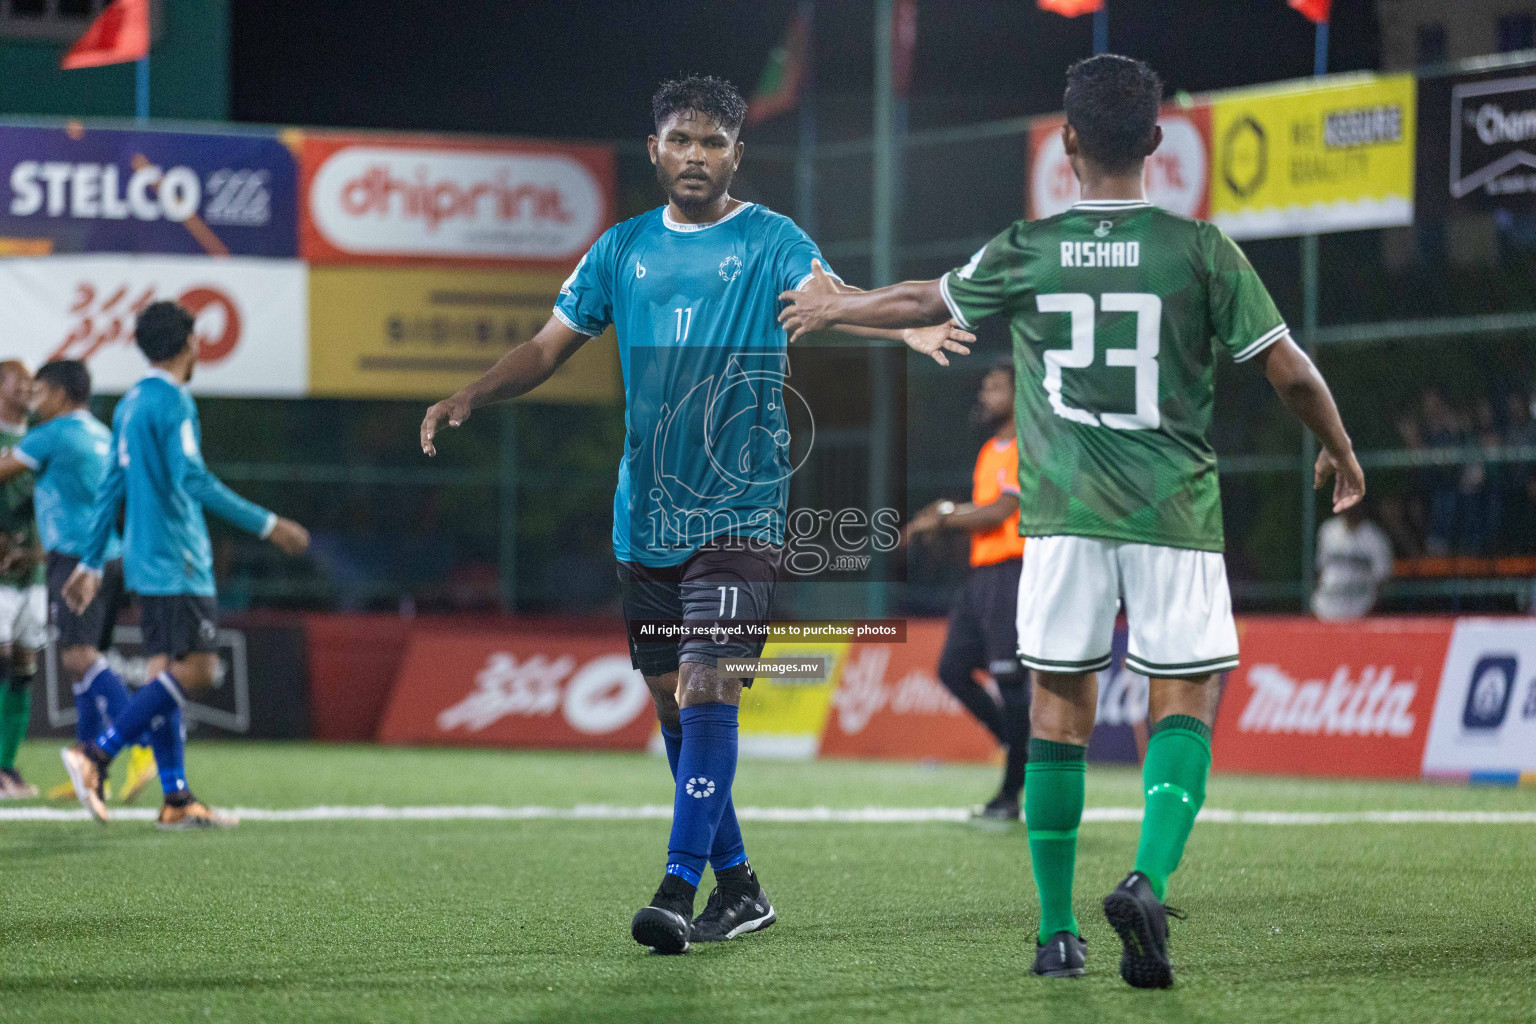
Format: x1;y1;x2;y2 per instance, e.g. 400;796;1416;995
1312;502;1393;621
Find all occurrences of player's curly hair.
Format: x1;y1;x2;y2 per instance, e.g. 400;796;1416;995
652;75;748;136
1063;54;1163;173
35;360;91;405
134;300;195;363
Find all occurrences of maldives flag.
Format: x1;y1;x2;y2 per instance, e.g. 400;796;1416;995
1288;0;1332;23
61;0;149;70
1038;0;1105;17
746;5;811;125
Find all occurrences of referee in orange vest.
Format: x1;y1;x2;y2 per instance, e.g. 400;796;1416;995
904;359;1028;819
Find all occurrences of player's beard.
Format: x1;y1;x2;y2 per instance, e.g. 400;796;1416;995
659;162;734;214
969;401;1009;432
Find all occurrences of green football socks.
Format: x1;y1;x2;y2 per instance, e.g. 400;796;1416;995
1133;714;1213;901
0;680;31;771
1025;738;1087;944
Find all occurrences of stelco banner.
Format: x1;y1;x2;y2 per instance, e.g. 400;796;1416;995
299;132;615;268
1029;105;1212;221
307;266;619;401
0;254;308;396
0;125;298;258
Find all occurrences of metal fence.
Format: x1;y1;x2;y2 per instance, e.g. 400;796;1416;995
189;48;1536;616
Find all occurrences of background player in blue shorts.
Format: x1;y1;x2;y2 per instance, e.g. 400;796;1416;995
61;301;311;829
420;76;973;954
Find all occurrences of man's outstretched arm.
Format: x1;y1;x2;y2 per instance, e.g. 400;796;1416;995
779;262;950;343
420;317;592;456
1261;334;1365;513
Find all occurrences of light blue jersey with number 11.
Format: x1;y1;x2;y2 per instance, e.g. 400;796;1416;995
555;202;834;568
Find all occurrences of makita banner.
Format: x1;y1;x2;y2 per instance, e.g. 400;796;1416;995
0;124;298;258
1420;70;1536;212
1212;618;1452;778
376;626;654;750
299;132;615;268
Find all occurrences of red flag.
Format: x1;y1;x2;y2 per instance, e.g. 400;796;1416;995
61;0;149;70
1037;0;1105;17
1288;0;1332;23
892;0;918;99
746;6;811;125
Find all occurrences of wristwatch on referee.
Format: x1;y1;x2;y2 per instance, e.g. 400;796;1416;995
935;500;956;527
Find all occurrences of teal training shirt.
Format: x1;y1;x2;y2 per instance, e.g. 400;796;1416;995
555;202;833;567
81;370;274;596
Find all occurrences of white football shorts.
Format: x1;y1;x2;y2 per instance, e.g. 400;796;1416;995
1016;535;1238;678
0;582;48;651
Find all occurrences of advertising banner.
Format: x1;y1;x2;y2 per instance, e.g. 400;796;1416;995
737;639;848;758
0;124;298;258
307;266;619;401
1212;617;1451;778
376;627;654;750
1421;619;1536;781
0;254;307;396
299;132;615;268
1029;105;1212;221
1418;70;1536;215
1210;73;1416;239
819;619;998;763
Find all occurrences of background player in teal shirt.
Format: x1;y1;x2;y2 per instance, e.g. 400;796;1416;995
61;302;310;829
421;76;972;955
0;360;157;801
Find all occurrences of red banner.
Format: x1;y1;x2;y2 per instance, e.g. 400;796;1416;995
1028;104;1211;222
819;620;999;762
1212;618;1453;778
376;626;654;750
298;131;615;270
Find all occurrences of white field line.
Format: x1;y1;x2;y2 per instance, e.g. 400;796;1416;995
2;805;1535;825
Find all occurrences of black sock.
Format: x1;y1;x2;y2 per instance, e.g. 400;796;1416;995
714;862;755;893
164;789;194;808
654;872;697;912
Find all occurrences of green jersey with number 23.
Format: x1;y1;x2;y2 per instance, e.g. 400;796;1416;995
940;199;1287;553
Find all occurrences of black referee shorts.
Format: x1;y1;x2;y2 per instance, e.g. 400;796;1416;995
939;558;1024;684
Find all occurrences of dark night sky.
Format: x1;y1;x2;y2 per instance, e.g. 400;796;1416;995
230;0;1380;142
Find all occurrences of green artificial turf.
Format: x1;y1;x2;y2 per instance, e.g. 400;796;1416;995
1;740;1533;1023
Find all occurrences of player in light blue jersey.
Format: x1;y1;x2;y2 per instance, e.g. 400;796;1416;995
421;76;973;955
0;360;157;802
60;301;311;829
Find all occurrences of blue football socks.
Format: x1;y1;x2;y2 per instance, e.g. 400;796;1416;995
74;658;129;745
665;703;740;887
148;703;188;798
96;672;181;761
660;720;748;872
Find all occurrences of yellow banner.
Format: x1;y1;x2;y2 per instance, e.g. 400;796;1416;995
308;266;619;402
1210;73;1416;239
737;640;850;759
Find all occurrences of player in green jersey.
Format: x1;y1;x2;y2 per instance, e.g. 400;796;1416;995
0;360;46;799
780;55;1364;988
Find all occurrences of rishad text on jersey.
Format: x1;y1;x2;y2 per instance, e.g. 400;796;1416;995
1059;240;1140;268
